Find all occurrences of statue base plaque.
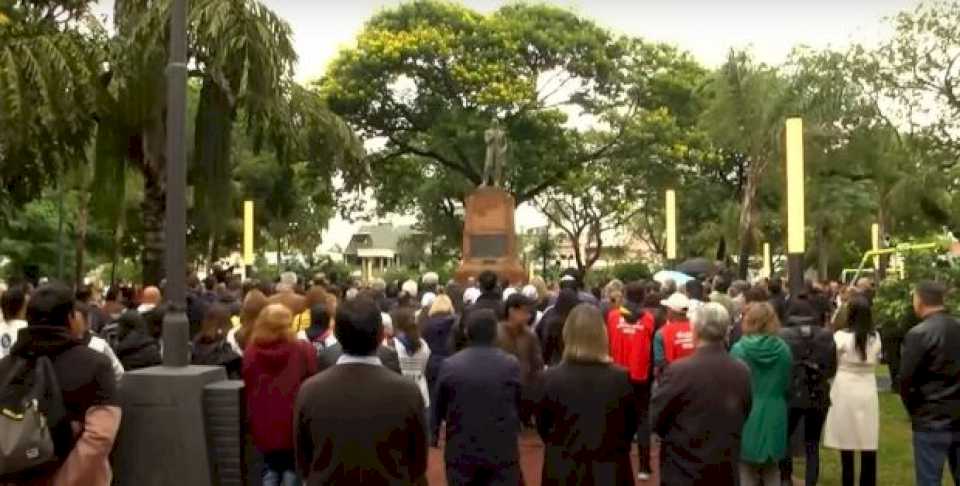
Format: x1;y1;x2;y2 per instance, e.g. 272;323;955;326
455;187;526;285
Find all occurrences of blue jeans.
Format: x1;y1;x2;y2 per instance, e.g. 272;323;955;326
913;429;960;486
262;450;299;486
262;469;298;486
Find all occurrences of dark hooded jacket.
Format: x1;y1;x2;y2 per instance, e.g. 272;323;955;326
422;314;456;391
191;335;242;379
114;311;161;371
779;301;837;409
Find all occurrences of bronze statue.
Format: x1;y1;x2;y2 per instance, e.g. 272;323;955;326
482;121;508;187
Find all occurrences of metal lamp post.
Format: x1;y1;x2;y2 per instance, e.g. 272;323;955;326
785;118;805;297
161;0;190;367
115;2;235;484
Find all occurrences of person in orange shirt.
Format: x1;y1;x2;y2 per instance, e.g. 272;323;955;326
653;292;694;376
606;282;656;480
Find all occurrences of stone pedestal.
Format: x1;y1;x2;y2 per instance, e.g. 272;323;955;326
456;187;526;285
113;365;227;486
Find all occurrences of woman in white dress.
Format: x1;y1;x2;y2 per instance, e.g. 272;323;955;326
823;295;881;486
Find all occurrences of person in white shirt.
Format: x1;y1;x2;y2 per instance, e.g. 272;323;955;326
390;307;431;431
75;302;125;383
0;284;29;359
297;303;338;353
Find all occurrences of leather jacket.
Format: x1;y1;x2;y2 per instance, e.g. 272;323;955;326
779;318;837;410
899;311;960;431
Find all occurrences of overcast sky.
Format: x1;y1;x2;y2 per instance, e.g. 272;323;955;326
94;0;921;250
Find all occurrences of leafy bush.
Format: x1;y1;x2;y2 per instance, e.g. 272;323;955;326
612;261;653;283
873;252;960;335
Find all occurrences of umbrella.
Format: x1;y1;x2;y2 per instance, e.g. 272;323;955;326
653;270;694;286
676;258;716;278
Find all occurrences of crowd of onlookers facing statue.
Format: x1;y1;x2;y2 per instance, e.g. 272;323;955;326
0;267;958;486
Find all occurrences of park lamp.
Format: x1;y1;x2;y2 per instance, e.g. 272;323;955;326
871;223;880;270
243;200;255;265
786;118;805;254
665;189;677;261
785;118;805;296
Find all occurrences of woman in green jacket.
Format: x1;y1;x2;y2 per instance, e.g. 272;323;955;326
731;302;793;486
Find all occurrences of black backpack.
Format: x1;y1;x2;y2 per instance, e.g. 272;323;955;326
791;326;829;408
0;355;65;476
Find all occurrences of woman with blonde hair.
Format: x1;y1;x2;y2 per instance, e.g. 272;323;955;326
243;304;317;486
731;302;793;486
537;304;638;485
227;289;267;355
529;276;549;311
422;294;456;393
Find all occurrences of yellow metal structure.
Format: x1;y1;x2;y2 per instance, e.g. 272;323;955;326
786;118;805;254
665;190;677;260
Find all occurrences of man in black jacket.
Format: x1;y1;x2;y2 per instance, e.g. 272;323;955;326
900;280;960;486
295;296;426;485
652;303;751;486
433;309;522;485
452;270;502;352
778;299;837;486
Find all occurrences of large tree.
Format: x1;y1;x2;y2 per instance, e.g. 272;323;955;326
321;1;636;246
0;1;102;214
700;50;796;278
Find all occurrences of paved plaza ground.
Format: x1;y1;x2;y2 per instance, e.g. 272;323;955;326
425;389;917;486
426;428;658;486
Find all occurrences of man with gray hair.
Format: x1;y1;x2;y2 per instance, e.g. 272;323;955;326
652;302;753;486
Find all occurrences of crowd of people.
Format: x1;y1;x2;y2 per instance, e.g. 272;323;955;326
0;266;958;486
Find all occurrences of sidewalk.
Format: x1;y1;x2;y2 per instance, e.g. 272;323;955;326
426;428;659;485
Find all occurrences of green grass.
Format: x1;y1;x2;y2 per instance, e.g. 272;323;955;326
795;392;951;486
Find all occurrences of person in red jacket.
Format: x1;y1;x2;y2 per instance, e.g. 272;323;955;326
606;282;655;480
654;292;694;376
243;303;318;486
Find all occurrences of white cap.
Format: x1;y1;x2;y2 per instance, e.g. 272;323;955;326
463;287;482;305
660;292;691;312
421;292;437;308
521;284;538;300
401;280;418;298
280;271;298;286
422;272;439;286
502;287;518;302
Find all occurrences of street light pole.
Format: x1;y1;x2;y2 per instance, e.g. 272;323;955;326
785;118;806;297
162;0;189;366
665;189;677;266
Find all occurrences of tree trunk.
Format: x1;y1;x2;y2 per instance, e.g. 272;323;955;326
74;193;89;289
207;233;220;268
816;225;829;281
584;222;603;273
276;236;283;268
737;173;759;279
570;229;586;274
140;116;167;286
110;224;123;288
